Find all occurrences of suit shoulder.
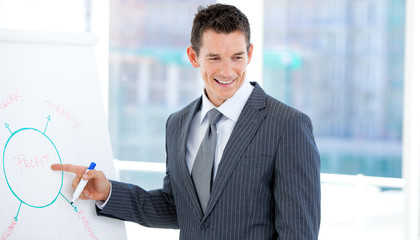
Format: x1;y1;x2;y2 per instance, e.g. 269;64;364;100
264;95;316;141
250;82;308;120
167;97;200;125
265;95;310;120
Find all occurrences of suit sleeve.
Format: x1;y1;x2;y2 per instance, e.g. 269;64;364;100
96;178;178;229
274;111;321;239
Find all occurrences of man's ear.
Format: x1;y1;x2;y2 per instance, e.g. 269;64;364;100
187;46;200;68
247;43;254;64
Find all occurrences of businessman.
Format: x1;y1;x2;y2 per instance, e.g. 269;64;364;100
52;3;321;239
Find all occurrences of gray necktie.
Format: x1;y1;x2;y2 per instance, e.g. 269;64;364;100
192;108;223;212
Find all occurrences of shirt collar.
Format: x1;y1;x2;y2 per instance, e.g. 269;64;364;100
200;81;254;124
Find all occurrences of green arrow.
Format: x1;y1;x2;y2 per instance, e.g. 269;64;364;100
44;115;51;134
5;123;12;134
15;202;22;221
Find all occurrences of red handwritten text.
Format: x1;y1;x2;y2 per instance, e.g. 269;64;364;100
0;90;22;111
77;210;98;240
14;153;51;172
44;100;83;129
1;218;17;240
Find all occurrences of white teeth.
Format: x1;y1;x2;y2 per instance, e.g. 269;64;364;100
216;79;234;84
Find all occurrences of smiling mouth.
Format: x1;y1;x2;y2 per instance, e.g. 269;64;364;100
215;78;235;85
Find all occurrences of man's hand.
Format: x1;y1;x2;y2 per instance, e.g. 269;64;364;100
51;164;111;202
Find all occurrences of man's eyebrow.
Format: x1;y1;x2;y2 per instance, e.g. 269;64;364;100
205;52;246;58
233;51;246;56
205;53;220;58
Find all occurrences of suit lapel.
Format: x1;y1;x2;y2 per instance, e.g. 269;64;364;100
176;98;204;218
204;83;267;220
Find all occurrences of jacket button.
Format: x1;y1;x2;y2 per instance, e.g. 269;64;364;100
200;221;209;229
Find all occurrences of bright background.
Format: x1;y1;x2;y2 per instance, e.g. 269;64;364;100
1;0;419;239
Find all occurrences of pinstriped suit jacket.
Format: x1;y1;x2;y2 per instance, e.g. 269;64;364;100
97;82;321;239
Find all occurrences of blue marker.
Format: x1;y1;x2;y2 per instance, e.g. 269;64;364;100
70;162;96;204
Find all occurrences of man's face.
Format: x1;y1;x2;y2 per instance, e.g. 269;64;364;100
187;30;253;107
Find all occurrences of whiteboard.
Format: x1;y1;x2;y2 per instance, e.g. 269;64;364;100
0;29;127;240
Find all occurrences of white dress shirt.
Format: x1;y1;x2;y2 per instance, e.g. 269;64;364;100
186;81;254;179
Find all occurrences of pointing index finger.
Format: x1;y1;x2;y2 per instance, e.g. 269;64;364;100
51;164;87;175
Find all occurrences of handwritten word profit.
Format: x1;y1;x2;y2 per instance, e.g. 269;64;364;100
14;153;51;172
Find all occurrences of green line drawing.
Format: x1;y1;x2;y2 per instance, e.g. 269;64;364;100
60;192;78;212
2;116;74;222
15;202;22;221
44;115;51;134
5;123;12;134
3;127;62;210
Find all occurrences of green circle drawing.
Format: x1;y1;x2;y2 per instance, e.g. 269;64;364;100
3;127;63;208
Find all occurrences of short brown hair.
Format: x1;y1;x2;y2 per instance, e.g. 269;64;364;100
190;3;251;56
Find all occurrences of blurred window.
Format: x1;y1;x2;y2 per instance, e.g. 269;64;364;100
263;0;405;178
262;2;405;238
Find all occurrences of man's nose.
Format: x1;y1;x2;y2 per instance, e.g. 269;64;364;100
219;60;235;77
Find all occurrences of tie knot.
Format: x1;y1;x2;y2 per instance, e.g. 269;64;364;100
207;108;223;125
